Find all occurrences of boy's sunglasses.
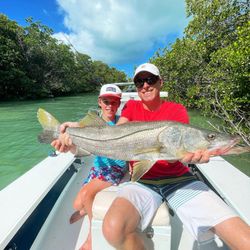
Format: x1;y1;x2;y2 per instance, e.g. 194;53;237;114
101;99;120;106
134;76;159;88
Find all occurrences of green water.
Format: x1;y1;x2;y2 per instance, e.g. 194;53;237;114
189;110;250;177
1;97;249;191
0;94;98;190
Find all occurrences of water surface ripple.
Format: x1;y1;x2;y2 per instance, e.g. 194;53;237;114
0;94;97;190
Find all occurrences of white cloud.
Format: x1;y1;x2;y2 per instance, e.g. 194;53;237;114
55;0;188;64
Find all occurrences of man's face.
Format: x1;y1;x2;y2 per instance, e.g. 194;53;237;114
135;72;162;103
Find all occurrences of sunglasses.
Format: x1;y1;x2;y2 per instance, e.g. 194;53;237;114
134;76;159;88
101;99;120;106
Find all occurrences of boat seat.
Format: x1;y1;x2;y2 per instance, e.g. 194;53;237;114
91;174;171;250
92;185;170;227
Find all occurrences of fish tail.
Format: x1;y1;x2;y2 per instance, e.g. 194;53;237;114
37;108;60;143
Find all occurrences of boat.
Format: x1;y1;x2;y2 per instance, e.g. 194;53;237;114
0;89;249;250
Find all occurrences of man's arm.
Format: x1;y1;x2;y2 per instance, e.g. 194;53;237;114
116;116;129;125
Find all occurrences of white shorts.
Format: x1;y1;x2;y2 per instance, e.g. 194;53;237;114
117;182;162;230
117;181;238;243
167;181;238;242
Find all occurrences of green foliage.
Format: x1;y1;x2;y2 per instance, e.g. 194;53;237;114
0;15;31;99
152;38;208;108
151;0;250;144
204;21;250;141
0;14;127;100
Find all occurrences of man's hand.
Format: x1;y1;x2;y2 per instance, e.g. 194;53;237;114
181;150;210;164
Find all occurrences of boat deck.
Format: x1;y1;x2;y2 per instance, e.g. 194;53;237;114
1;154;249;249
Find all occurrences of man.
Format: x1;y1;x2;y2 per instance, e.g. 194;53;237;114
101;63;250;250
52;63;250;250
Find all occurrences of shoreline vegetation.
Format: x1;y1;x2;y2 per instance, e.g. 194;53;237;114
0;1;249;182
0;14;127;102
1;1;249;147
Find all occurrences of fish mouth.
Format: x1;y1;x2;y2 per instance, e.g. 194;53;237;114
209;137;241;156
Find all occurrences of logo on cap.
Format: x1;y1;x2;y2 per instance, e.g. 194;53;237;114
106;86;117;93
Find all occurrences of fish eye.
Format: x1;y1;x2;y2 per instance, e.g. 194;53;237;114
207;133;216;140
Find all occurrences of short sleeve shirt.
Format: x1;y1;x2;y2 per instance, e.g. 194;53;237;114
94;115;126;169
121;100;190;179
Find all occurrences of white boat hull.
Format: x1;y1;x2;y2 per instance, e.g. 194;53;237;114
1;151;250;249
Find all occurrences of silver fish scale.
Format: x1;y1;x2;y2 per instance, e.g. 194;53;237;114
65;121;240;161
67;125;167;161
38;108;250;171
67;121;177;141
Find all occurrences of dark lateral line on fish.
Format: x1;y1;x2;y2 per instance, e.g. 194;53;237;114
70;133;138;142
69;127;163;142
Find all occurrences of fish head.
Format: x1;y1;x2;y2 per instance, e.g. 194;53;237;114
182;126;241;155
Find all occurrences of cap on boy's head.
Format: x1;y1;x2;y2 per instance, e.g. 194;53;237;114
99;84;122;99
133;63;161;80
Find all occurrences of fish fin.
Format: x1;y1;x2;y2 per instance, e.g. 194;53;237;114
78;110;107;127
131;160;156;182
37;108;60;130
134;147;161;155
38;130;57;144
37;108;61;143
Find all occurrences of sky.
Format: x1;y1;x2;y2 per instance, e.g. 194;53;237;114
1;0;189;77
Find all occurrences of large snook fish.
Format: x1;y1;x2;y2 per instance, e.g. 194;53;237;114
37;108;250;181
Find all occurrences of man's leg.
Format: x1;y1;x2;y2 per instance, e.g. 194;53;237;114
166;180;250;248
213;217;250;250
102;182;162;250
103;197;145;250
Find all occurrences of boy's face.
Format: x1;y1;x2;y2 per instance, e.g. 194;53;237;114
98;96;121;120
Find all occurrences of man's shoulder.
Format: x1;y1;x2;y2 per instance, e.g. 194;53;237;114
126;99;141;105
161;101;189;124
162;100;186;109
124;99;141;109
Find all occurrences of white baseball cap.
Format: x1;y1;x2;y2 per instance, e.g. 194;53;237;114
133;63;161;80
99;84;122;99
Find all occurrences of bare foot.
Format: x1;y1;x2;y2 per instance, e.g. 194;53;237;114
79;233;92;250
69;210;87;224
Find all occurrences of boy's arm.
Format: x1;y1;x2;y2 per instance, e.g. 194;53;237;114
51;121;80;153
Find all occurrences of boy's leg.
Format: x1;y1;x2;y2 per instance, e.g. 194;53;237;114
73;179;112;213
73;179;112;249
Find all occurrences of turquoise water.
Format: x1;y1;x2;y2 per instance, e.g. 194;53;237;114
1;96;249;190
0;94;98;190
